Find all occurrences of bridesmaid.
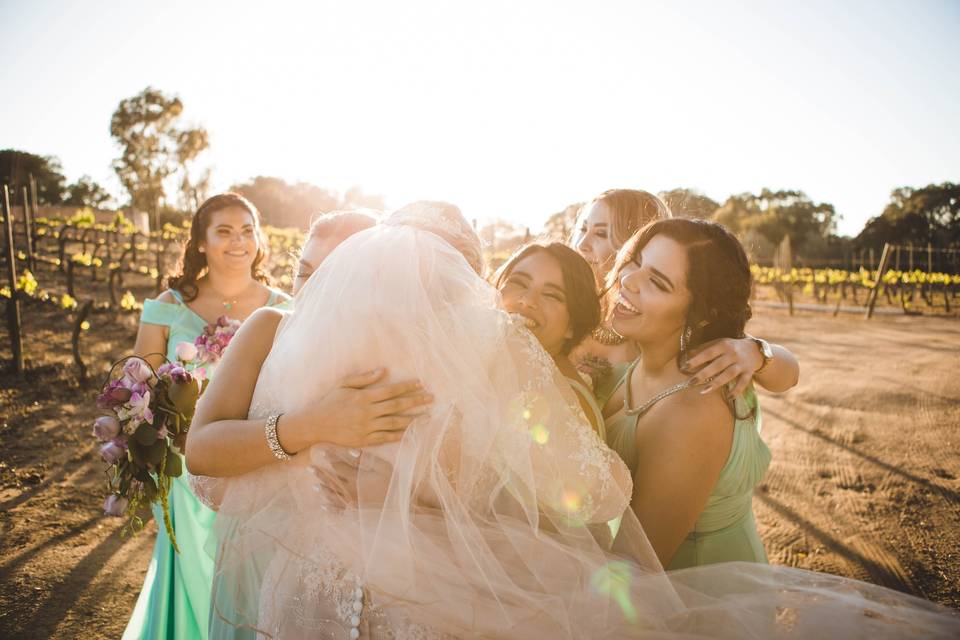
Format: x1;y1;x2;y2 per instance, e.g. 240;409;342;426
493;242;604;434
569;189;669;378
124;193;291;640
574;188;800;399
601;218;793;569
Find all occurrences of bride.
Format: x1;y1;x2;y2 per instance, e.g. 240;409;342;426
194;202;958;638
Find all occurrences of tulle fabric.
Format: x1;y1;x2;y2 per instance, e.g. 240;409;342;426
201;212;960;638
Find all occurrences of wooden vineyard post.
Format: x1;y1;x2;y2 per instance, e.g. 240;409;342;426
2;185;25;373
20;186;36;273
776;235;794;316
865;243;892;320
71;300;93;382
153;203;163;294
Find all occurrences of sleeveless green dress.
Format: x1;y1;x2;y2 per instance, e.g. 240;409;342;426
123;287;291;640
597;359;771;570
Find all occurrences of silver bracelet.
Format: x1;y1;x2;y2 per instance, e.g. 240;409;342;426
265;413;292;461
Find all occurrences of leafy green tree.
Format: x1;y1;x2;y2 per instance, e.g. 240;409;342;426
64;175;112;208
231;176;340;228
541;202;583;242
857;182;960;250
714;189;836;257
0;149;67;205
660;188;719;219
110;87;209;215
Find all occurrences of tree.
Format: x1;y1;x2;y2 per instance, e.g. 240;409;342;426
231;176;341;228
110;87;209;215
857;182;960;250
659;188;719;219
0;149;67;205
713;189;836;259
541;202;583;242
64;175;112;208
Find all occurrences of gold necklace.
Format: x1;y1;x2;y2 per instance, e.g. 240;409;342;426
591;324;625;346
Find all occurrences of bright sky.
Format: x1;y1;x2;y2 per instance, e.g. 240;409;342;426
2;0;958;236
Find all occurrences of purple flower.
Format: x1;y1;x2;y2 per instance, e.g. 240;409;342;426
123;358;153;384
128;390;154;425
168;366;191;384
97;380;132;409
99;438;127;464
92;415;121;441
103;494;129;516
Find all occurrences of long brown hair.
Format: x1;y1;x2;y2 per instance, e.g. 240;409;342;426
586;189;672;249
167;193;271;301
608;218;754;416
494;242;601;354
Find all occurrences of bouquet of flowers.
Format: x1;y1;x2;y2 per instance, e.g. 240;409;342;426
93;356;205;551
192;315;241;367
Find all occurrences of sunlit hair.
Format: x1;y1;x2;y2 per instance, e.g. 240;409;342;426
308;209;378;241
493;242;601;354
167;192;270;302
585;189;672;249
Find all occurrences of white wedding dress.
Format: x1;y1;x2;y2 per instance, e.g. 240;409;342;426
198;203;959;639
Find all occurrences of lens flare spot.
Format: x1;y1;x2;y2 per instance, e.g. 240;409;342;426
562;489;582;512
591;562;638;624
530;423;550;445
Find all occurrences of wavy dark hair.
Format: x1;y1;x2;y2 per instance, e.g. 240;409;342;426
167;193;271;301
607;218;753;349
494;242;601;355
607;218;754;414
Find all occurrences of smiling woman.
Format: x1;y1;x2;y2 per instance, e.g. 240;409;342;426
125;193;292;640
493;242;604;434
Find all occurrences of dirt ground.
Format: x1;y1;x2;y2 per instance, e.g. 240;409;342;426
1;292;958;638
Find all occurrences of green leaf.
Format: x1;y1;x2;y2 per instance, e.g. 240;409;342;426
167;379;200;416
142;478;158;501
134;422;157;446
165;451;183;478
146;440;166;465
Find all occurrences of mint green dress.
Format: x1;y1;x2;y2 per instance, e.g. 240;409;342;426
597;359;771;570
123;287;291;640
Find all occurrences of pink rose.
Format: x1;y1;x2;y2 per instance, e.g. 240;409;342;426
175;341;198;363
123;358;153;384
99;438;127;464
103;494;129;516
92;415;121;441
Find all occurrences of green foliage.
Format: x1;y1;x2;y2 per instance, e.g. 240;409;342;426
857;182;960;250
541;202;583;243
0;149;67;205
713;189;837;260
110;87;209;216
64;175;111;208
66;207;96;227
231;176;385;229
660;188;720;219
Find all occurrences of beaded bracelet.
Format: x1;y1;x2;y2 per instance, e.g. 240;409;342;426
265;413;292;461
